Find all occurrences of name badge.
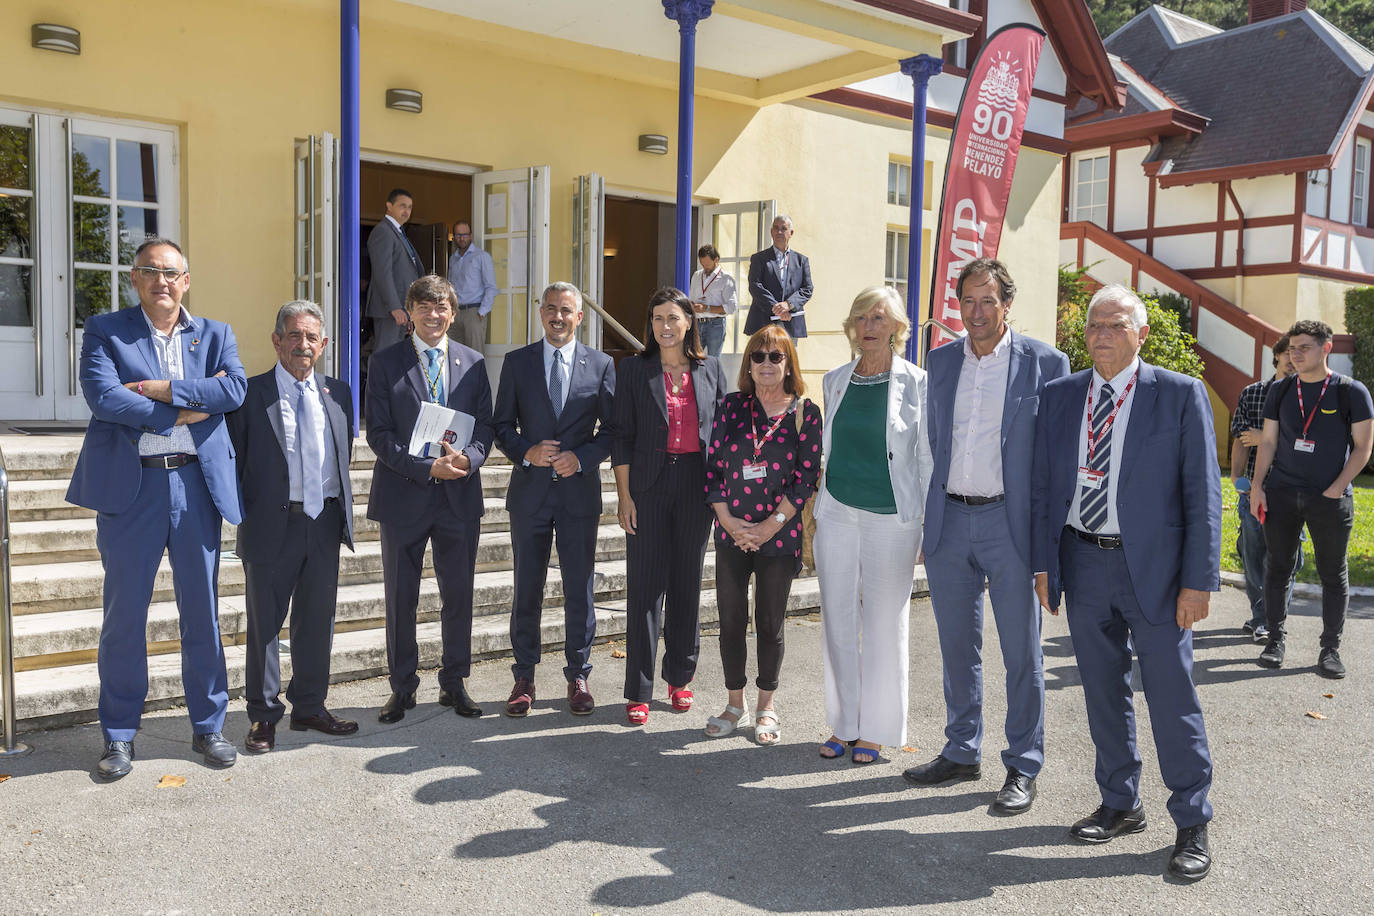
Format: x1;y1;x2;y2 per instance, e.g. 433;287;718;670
742;461;767;481
1077;467;1105;490
1295;439;1316;453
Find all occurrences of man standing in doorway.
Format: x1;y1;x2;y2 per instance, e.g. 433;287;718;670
446;219;498;352
366;188;423;351
744;215;812;339
689;244;738;358
1250;319;1373;678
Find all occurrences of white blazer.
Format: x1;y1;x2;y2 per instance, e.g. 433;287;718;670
815;354;934;526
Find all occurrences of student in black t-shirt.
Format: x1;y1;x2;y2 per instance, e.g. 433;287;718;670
1251;319;1374;678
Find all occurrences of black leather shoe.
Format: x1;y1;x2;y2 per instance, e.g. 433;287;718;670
991;768;1037;815
290;709;359;735
378;690;416;724
191;732;238;769
1259;636;1285;668
1070;804;1147;844
1167;824;1211;881
902;754;982;786
245;721;276;753
1318;647;1347;679
95;740;135;781
439;682;483;718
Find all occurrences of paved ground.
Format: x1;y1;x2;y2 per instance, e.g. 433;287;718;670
3;585;1373;914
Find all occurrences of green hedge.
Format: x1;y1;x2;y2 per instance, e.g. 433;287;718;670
1346;286;1374;471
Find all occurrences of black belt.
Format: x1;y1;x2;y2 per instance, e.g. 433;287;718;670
289;497;340;513
458;302;482;310
141;453;198;469
947;492;1004;506
664;452;701;464
1068;526;1122;550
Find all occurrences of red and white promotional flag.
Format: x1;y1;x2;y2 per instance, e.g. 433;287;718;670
927;24;1046;349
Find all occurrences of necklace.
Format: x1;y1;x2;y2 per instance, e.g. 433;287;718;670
850;369;890;386
665;370;689;395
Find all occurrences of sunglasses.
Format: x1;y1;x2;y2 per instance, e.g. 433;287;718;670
749;350;785;365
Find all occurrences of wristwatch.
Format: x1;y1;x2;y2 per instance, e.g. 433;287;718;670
774;511;787;524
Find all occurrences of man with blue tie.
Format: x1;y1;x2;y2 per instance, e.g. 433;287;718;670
67;238;247;779
227;301;357;753
367;275;495;724
493;282;616;716
903;259;1068;815
366;188;423;351
1032;284;1220;881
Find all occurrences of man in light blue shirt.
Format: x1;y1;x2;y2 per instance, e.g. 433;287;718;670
446;219;498;352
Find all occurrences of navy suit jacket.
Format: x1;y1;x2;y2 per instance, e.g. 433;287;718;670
493;340;616;518
1031;361;1222;622
611;353;727;496
66;306;246;524
744;247;812;338
227;370;355;563
923;331;1069;566
365;337;494;523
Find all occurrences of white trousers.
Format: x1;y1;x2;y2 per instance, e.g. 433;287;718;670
814;499;922;747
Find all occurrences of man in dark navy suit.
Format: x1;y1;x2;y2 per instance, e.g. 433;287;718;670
366;275;494;724
493;281;615;716
1032;284;1220;881
743;215;812;339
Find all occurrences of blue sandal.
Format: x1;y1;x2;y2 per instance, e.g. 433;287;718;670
819;738;854;759
851;744;881;765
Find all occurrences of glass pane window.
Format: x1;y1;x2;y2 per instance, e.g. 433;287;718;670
0;263;33;327
1072;153;1109;227
74;201;112;264
888;161;911;207
0;124;32;190
885;229;909;302
117;139;158;203
1354;140;1369;228
0;196;32;260
74;268;113;326
72;134;110;198
118;206;159;265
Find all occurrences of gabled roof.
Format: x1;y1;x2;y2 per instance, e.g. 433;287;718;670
1064;5;1374;186
1028;0;1126;107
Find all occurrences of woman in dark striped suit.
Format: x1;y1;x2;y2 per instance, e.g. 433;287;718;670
612;287;728;726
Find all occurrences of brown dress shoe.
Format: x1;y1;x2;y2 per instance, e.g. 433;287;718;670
568;678;595;716
290;709;360;736
245;721;276;753
506;677;535;717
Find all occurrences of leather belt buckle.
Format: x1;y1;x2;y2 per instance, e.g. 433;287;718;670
1069;526;1123;550
947;492;1004;506
141;453;197;469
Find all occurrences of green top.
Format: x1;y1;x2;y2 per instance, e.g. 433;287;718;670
825;377;896;514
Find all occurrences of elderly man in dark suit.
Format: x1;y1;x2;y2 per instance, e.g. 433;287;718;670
493;281;615;716
366;188;423;351
743;215;813;339
1032;284;1220;881
367;274;495;724
227;301;357;753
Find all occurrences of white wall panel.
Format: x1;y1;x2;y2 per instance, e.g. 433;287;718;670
1197;308;1255;373
1331;141;1353;224
1113;147;1150;231
1153;232;1215;269
1247;225;1293;264
1325;231;1348;268
1155;183;1216;225
1232;174;1294;218
1083;240;1132;288
1138;272;1179;298
1352;235;1374;273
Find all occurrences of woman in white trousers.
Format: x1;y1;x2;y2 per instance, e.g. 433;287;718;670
813;286;932;763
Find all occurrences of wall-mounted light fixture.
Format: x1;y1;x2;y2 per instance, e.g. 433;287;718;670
32;24;81;55
638;134;669;155
385;89;423;113
603;247;619;259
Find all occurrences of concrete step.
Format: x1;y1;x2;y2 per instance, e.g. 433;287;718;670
10;568;933;729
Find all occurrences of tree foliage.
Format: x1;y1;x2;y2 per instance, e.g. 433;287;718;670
1086;1;1374;51
1346;286;1374;471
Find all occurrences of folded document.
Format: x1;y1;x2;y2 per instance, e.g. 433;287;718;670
408;401;476;458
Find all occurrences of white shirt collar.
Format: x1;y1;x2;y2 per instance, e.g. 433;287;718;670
274;361;317;393
140;305;194;338
543;337;577;363
412;333;448;360
773;246;788;259
385;214;404;232
962;327;1012;361
1092;356;1141;393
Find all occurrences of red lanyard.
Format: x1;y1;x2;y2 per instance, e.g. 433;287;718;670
1085;370;1138;463
751;398;793;462
1295;372;1332;439
701;269;720;295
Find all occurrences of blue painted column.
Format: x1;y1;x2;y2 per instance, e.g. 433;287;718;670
663;1;714;292
341;0;362;428
900;54;942;364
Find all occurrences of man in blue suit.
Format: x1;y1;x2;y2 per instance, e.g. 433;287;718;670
903;259;1068;816
493;281;615;717
67;238;247;780
1031;284;1219;881
742;215;812;339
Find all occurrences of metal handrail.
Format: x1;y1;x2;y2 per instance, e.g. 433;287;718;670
917;316;961;367
1;445;33;757
582;293;644;353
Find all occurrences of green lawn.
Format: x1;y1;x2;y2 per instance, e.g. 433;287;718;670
1221;474;1374;588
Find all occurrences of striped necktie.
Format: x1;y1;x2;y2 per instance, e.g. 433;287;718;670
1079;382;1114;532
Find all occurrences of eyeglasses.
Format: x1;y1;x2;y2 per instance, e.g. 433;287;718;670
132;266;186;282
749;350;785;365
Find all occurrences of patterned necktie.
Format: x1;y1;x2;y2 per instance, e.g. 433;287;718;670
295;380;324;519
549;349;564;420
1079;382;1114;532
426;348;446;407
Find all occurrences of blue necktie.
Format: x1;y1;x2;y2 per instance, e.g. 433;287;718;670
399;225;422;273
295;380;324;519
426;348;446;407
549;349;564;420
1080;382;1113;532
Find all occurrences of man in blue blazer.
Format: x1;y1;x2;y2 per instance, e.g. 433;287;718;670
1031;284;1220;881
66;238;247;779
366;275;494;724
743;215;812;339
904;260;1068;816
493;281;615;717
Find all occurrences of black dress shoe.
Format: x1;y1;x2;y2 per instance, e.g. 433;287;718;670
439;682;483;718
95;740;135;781
1318;647;1346;679
245;721;276;753
378;690;417;724
991;768;1037;815
902;754;982;786
1167;824;1211;881
191;732;238;769
290;709;359;735
1070;803;1147;844
1259;636;1286;668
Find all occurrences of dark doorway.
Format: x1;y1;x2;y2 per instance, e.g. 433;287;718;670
601;195;693;362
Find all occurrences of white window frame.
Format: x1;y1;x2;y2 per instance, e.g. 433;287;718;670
1070;151;1110;227
885;228;909;302
1354;138;1370;228
887;160;911;207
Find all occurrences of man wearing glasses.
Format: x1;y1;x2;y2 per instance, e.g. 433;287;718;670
446;220;498;353
67;238;247;780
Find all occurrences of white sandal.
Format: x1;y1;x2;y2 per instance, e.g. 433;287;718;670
704;705;749;737
754;708;781;745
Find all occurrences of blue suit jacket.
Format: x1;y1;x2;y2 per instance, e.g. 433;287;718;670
66;306;246;524
364;337;494;524
744;247;812;338
1031;361;1222;622
923;331;1069;566
492;340;616;518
